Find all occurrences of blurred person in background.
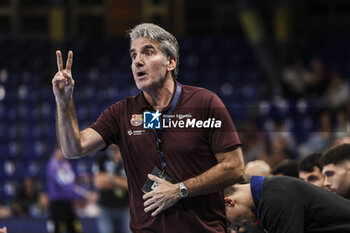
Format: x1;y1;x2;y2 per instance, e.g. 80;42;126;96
52;23;244;232
260;119;295;169
298;153;325;188
305;58;330;100
271;159;299;178
245;160;271;180
324;73;349;107
333;136;350;146
259;137;291;169
281;59;309;99
47;146;97;233
239;121;266;163
30;192;49;218
11;176;39;217
333;108;349;140
93;144;130;233
224;176;350;233
320;143;350;199
0;201;11;218
298;111;333;156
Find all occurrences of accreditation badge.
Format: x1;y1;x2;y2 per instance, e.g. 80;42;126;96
141;167;172;193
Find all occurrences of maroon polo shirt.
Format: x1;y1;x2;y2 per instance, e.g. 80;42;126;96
91;83;241;233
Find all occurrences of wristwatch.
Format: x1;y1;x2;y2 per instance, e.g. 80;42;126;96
178;182;189;198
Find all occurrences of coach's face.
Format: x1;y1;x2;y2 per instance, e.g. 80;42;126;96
130;37;175;92
322;163;349;195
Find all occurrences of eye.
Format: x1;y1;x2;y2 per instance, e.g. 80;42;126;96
130;53;136;60
325;171;334;177
307;175;319;182
145;49;154;56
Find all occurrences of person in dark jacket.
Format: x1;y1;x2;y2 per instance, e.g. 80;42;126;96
224;175;350;233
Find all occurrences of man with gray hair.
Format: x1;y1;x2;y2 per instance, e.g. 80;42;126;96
52;23;245;232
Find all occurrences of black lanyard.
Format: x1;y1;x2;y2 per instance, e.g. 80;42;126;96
152;82;182;173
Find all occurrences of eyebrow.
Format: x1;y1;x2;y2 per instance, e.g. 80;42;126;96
324;171;334;176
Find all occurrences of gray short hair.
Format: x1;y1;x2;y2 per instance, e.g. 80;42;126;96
128;23;179;79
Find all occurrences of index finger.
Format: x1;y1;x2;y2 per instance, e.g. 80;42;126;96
65;50;73;71
56;50;63;71
147;174;164;183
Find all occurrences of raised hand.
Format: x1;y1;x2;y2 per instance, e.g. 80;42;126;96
52;50;75;105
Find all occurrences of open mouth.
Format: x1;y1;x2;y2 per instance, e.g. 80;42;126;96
137;71;146;78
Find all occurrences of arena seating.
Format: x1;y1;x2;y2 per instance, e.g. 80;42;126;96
0;34;349;201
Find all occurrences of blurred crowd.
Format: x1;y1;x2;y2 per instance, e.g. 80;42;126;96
241;56;349;168
0;145;130;233
0;49;349;233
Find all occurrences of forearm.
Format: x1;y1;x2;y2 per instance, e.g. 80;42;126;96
142;148;245;217
94;173;128;190
56;98;83;158
184;148;245;197
113;176;128;190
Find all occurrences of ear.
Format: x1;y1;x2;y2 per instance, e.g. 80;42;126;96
346;163;350;171
224;197;235;207
166;57;177;71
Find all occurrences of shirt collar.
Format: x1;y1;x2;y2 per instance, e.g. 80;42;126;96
251;176;267;232
250;176;265;212
139;80;179;114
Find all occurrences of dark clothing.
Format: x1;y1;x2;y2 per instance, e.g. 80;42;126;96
49;201;81;233
251;176;350;233
94;153;130;233
91;83;241;233
13;188;38;216
94;154;129;208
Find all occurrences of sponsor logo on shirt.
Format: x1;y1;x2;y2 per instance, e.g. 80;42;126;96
128;129;145;136
143;111;221;129
130;114;143;126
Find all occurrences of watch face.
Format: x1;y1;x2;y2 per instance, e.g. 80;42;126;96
180;188;188;196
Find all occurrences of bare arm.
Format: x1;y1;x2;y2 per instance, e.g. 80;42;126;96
183;146;245;196
94;173;128;190
53;50;105;158
143;146;245;216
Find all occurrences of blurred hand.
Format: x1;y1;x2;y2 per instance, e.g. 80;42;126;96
227;228;237;233
52;50;75;105
87;192;99;203
0;226;7;233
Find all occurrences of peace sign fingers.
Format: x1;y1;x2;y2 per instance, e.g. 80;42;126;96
56;50;73;72
56;50;63;72
52;50;75;101
65;50;73;71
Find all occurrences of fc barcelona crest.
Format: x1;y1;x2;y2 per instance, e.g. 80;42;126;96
130;114;143;126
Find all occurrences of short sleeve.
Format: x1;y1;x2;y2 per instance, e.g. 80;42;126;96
207;93;241;154
90;103;121;146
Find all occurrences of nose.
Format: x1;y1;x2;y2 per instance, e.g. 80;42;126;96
133;54;144;68
323;177;331;188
